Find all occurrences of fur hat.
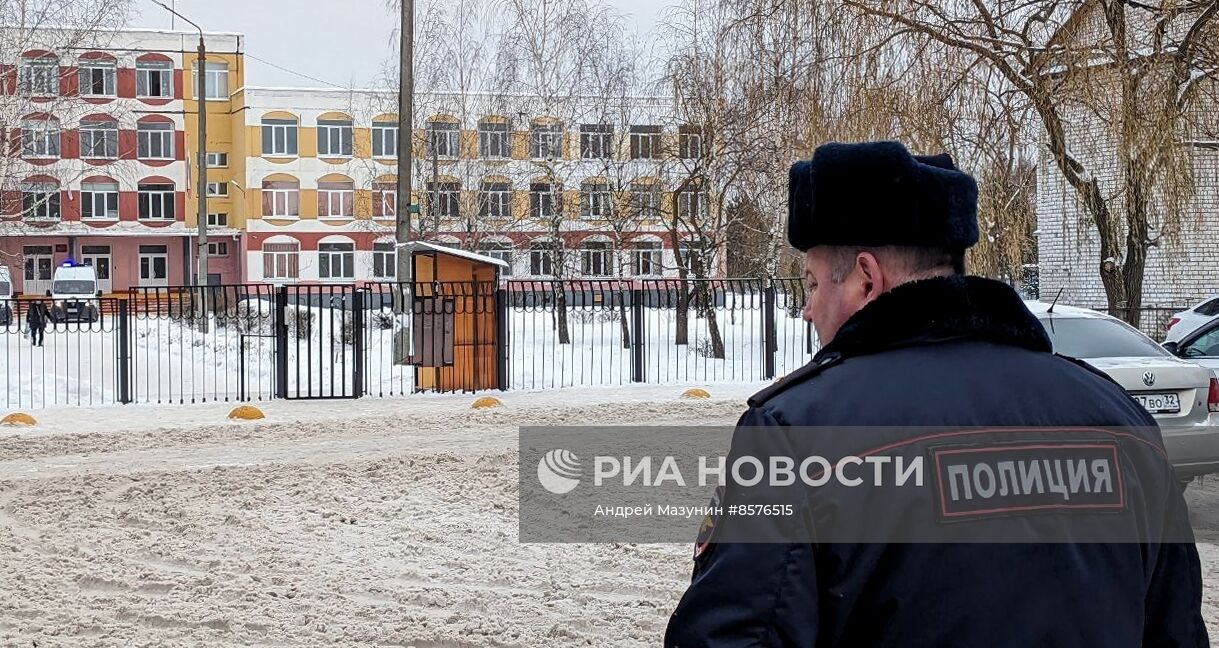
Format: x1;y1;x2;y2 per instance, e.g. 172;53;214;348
787;141;979;252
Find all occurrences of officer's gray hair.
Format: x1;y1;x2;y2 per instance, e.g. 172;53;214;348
827;246;965;284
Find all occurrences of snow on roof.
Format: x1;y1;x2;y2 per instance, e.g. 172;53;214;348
397;241;510;268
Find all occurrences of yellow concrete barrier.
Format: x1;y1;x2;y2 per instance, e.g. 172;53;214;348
681;388;712;399
228;405;266;421
0;412;37;427
471;396;503;409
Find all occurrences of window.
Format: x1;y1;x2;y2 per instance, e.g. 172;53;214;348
372;121;398;157
21;119;59;158
529;241;557;276
1194;298;1219;317
318;181;355;218
78;59;116;97
319;242;355;280
207;241;229;256
264;241;300;280
19;56;58;96
22;182;60;220
426;181;460;219
262;180;300;217
138;183;176;220
678;241;708;274
81;181;119;219
1037;317;1171;359
630;183;662;217
317;119;353;157
581;182;613;219
630;125;662;159
207;212;228;227
372;242;397;279
580;124;612;159
581;241;612;276
425;120;459;158
137;122;174;159
480;182;511;220
677;188;707;220
192;61;229;99
373;181;396;218
530;182;556;219
1180;326;1219;358
530;123;562;159
479;121;510;158
80;120;118;158
206;152;228;167
632;241;663;276
136;60;173;98
261;118;299;156
206;181;228;197
478;241;513;275
678;125;703;159
23;246;54;284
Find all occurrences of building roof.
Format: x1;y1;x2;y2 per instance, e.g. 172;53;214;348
397;241;510;268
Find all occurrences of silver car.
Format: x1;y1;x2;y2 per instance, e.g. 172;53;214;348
1026;301;1219;480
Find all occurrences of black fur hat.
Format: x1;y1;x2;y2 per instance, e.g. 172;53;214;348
787;141;979;252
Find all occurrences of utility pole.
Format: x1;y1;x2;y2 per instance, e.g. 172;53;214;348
395;0;415;361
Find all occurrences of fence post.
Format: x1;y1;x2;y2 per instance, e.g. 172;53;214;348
632;287;646;383
117;299;132;404
496;287;509;391
762;282;777;380
352;288;365;399
275;286;289;399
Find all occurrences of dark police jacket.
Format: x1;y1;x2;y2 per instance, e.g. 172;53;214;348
665;276;1206;647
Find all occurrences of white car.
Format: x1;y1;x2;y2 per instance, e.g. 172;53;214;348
1165;319;1219;379
1025;301;1219;480
0;265;11;327
46;263;101;323
1164;296;1219;343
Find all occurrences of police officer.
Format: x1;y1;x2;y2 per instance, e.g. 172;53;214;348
665;141;1206;647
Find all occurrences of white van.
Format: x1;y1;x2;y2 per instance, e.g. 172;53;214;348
47;263;101;323
0;265;11;326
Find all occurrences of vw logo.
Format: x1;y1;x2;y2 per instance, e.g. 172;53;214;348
1142;371;1156;387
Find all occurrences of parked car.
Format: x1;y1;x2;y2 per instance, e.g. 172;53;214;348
1163;295;1219;343
1026;301;1219;481
0;265;11;327
46;263;101;323
1164;318;1219;379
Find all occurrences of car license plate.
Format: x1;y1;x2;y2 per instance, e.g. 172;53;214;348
1133;392;1181;414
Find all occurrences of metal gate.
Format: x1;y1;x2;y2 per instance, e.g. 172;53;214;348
280;285;365;399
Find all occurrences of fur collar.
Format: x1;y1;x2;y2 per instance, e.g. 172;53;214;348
815;275;1051;362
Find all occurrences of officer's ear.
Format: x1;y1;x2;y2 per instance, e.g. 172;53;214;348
855;251;886;302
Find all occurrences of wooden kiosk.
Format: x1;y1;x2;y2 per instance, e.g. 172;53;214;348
402;242;507;393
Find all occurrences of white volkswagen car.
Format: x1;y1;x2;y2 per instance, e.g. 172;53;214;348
1164;295;1219;343
1026;301;1219;481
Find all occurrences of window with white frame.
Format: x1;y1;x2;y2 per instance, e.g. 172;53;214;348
21;119;59;158
373;181;396;218
206;181;228;197
425;120;459;158
317;119;353;157
79;119;118;158
530;182;556;219
138;183;176;220
629;125;662;159
136;60;173;98
581;182;613;219
530;123;562;159
372;242;397;279
208;212;228;227
580;124;612;159
679;125;703;159
206;152;228;167
137;121;174;159
22;182;60;220
678;241;708;274
677;188;707;220
317;181;354;218
207;241;229;256
630;182;662;217
262;180;300;217
319;242;355;280
263;241;300;280
192;61;229;99
426;181;460;219
81;181;119;219
78;59;116;97
581;241;612;276
478;121;510;158
478;241;513;275
631;241;663;276
261;118;298;156
479;181;511;220
19;56;58;96
372;120;398;157
529;241;557;276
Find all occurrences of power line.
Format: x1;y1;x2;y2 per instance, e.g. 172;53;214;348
243;51;347;89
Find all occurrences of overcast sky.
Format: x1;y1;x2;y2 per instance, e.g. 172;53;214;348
128;0;665;88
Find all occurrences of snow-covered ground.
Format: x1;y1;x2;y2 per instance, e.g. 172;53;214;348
0;385;1215;646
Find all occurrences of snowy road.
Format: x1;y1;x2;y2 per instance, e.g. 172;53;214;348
0;386;1217;646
